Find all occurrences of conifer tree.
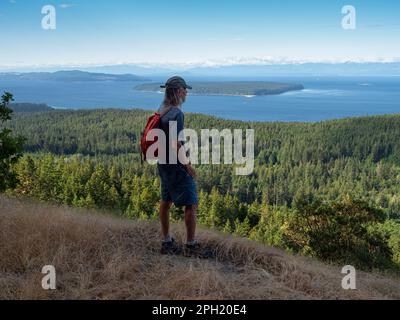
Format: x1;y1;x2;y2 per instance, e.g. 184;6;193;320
0;92;24;192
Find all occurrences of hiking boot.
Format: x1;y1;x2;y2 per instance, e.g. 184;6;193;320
184;240;216;259
161;238;182;255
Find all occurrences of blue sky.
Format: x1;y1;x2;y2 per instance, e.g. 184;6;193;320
0;0;399;69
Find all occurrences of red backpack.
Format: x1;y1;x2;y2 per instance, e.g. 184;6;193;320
140;108;171;163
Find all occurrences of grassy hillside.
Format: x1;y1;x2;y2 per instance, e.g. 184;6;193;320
1;194;400;300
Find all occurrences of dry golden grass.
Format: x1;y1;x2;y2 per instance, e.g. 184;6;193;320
1;194;400;300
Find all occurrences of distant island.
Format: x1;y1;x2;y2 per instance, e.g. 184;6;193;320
134;81;304;96
0;70;148;82
10;103;54;113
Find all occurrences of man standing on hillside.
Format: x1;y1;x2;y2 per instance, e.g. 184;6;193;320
157;76;213;258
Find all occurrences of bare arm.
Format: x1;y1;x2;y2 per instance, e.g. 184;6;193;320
172;140;196;179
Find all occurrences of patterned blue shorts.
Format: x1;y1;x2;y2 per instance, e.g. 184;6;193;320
157;164;199;207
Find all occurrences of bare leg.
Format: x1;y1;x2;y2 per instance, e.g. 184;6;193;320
160;201;172;239
185;204;197;243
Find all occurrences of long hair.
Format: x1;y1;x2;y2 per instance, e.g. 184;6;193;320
162;87;181;108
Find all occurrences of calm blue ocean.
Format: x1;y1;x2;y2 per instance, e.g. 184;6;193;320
1;76;399;122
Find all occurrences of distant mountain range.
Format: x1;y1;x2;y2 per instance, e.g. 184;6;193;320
0;70;148;82
185;62;400;77
1;63;399;84
70;62;400;77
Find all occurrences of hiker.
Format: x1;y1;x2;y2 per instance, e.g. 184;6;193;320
157;76;212;258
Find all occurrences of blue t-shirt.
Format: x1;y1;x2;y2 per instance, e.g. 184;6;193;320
158;106;185;165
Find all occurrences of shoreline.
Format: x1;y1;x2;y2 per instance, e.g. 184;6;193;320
46;106;400;124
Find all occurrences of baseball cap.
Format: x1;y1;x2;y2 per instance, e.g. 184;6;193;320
160;76;192;90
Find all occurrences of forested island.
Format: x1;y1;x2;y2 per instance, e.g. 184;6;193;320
0;70;147;82
134;81;304;96
10;103;54;113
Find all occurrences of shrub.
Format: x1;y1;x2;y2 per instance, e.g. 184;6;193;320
284;196;394;270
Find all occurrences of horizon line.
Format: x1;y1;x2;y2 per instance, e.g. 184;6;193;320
2;57;400;71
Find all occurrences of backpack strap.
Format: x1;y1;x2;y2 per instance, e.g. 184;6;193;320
159;106;175;118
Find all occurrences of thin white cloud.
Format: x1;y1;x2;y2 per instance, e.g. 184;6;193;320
149;56;400;69
59;4;75;9
207;37;244;42
364;24;385;28
9;0;17;3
